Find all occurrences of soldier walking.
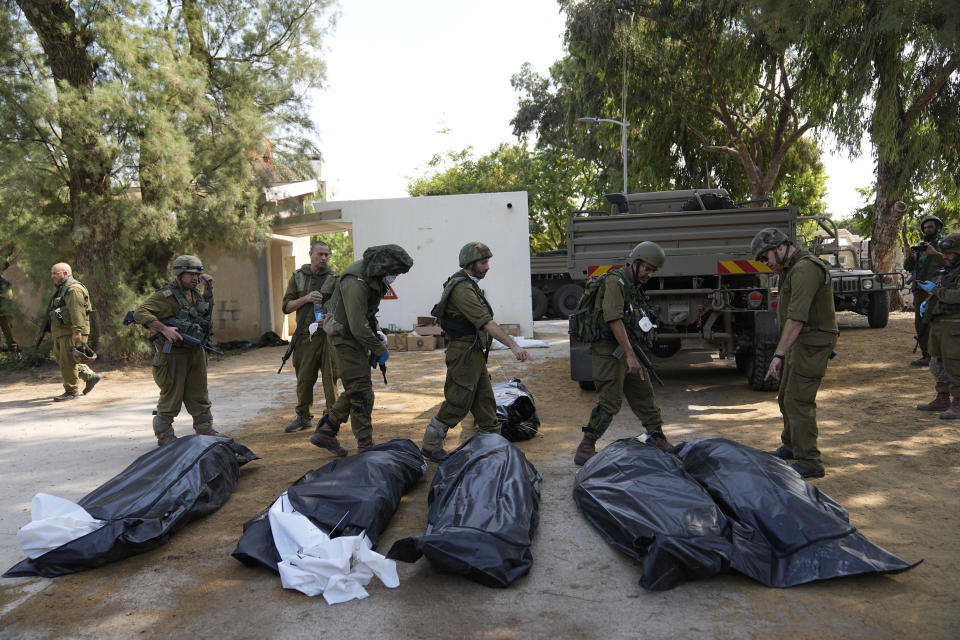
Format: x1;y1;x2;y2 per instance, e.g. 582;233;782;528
309;244;413;455
915;233;960;419
280;240;340;433
46;263;101;401
134;255;222;446
419;242;531;462
573;242;673;466
752;228;838;479
904;214;946;366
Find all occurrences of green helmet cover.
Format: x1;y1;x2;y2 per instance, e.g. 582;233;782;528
627;241;665;269
459;242;493;268
172;254;204;277
751;228;790;260
938;233;960;253
362;244;414;278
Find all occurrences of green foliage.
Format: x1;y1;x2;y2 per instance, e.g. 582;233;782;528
1;0;336;357
408;143;601;253
312;231;354;273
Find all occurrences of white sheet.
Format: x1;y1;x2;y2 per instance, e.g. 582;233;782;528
17;493;107;559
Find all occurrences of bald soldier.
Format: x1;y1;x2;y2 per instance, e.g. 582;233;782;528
752;228;838;479
419;242;531;462
46;263;101;401
134;255;223;446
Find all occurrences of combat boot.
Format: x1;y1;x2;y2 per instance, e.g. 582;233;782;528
357;436;374;453
910;355;931;367
310;414;348;457
284;413;312;433
940;397;960;420
82;374;102;395
917;392;950;411
157;434;178;447
573;436;597;466
421;417;451;462
53;392;78;402
647;429;674;453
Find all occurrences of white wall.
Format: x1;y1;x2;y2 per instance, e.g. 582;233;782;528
313;192;533;336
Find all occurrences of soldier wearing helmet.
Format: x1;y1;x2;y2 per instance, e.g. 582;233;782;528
573;241;672;466
45;262;101;401
419;242;532;462
133;254;222;446
914;233;960;419
309;244;413;456
904;214;946;367
751;227;838;479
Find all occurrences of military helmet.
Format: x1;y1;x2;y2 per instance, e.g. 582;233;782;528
459;242;493;268
938;233;960;253
920;214;944;232
627;241;665;269
751;228;790;261
72;342;97;364
172;255;204;277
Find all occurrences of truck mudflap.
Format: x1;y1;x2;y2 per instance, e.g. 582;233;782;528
754;310;780;343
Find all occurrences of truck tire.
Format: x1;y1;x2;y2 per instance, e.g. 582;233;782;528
531;286;548;320
746;342;780;391
553;283;584;318
867;291;889;328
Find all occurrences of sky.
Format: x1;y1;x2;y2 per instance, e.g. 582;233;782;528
311;1;875;217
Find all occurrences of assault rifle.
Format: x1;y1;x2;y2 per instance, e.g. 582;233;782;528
124;310;222;355
617;323;665;387
278;334;297;374
34;316;51;348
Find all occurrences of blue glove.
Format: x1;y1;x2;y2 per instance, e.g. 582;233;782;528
918;280;936;293
377;350;390;366
920;301;927;316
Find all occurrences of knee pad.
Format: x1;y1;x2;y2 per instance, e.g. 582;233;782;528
583;406;613;436
350;389;374;416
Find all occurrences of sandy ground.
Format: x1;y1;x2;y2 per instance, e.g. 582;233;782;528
0;313;957;640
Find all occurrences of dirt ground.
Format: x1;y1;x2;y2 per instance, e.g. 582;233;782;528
0;313;957;639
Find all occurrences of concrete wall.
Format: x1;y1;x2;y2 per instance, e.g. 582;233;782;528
313;192;533;337
202;245;264;341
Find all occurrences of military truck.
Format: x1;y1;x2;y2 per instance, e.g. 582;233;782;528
560;189;901;391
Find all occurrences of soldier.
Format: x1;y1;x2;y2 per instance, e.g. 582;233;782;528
309;244;413;455
916;233;960;419
573;242;673;466
46;263;101;401
419;242;532;462
0;271;18;357
134;255;222;446
752;228;839;479
280;240;340;433
904;214;946;366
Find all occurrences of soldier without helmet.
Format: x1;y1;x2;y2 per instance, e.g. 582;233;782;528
419;242;532;462
45;263;101;401
134;255;223;446
752;228;838;479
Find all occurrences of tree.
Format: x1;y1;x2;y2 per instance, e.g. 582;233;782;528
408;143;601;254
512;1;829;204
755;0;960;277
1;0;335;355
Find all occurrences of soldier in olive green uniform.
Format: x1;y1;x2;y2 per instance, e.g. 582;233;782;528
916;233;960;419
904;214;946;367
134;255;222;446
46;263;101;401
753;228;839;479
309;244;413;456
281;241;340;433
419;242;532;462
0;272;18;357
573;242;673;466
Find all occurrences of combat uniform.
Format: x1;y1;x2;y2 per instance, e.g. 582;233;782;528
583;267;663;442
313;245;412;451
0;274;17;353
925;263;960;405
904;244;945;359
134;280;214;442
282;264;339;423
776;249;839;474
432;270;498;433
47;275;97;395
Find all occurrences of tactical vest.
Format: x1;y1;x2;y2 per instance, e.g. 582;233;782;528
159;282;212;343
778;251;837;334
48;279;92;327
569;269;656;346
431;270;493;342
324;261;385;338
916;235;944;280
292;266;334;336
931;265;960;316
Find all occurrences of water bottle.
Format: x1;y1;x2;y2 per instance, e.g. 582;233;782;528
314;302;325;323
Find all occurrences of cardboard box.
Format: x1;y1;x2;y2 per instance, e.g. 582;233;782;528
434;335;445;349
413;325;443;336
417;316;437;326
406;335;436;351
500;323;521;336
388;333;408;351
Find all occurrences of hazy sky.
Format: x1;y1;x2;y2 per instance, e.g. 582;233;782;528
311;1;874;216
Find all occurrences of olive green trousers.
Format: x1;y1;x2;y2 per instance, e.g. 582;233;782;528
434;342;499;433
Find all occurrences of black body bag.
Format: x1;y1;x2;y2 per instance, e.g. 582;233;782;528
493;378;540;442
232;438;426;572
387;433;541;588
5;435;258;578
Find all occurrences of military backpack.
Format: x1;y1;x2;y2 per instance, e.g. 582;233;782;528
568;275;609;343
